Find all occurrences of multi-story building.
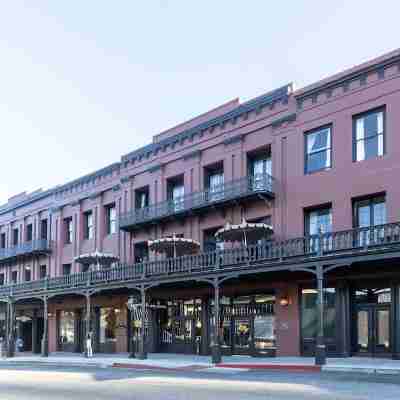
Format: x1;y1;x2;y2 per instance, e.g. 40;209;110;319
1;48;400;364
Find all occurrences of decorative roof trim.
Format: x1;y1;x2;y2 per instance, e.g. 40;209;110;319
54;162;121;195
0;189;55;217
295;53;400;103
121;84;292;163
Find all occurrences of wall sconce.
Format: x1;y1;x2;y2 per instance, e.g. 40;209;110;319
279;296;290;307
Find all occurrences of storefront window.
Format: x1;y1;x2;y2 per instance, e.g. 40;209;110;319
100;308;118;344
301;288;336;339
59;311;74;345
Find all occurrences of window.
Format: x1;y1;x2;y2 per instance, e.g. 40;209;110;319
305;126;332;173
305;206;332;252
301;288;336;340
353;108;385;162
100;308;118;345
12;228;19;246
59;311;75;347
26;224;33;242
353;195;386;245
135;187;149;210
208;171;224;201
62;264;71;276
167;177;185;212
134;242;149;263
81;264;90;273
24;266;31;282
250;154;272;190
0;273;4;286
64;218;73;244
11;271;18;284
203;227;224;252
39;265;47;279
84;211;93;240
105;204;117;235
0;233;6;249
41;219;48;240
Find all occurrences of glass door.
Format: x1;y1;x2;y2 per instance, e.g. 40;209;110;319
355;305;391;355
232;317;251;354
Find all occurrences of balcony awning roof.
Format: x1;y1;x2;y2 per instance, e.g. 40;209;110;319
74;249;119;267
215;219;273;244
148;235;200;257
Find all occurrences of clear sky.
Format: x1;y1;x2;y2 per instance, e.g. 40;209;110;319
0;1;399;204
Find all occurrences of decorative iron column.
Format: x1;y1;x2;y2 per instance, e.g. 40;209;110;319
136;287;147;360
32;309;39;354
315;265;326;365
85;292;91;358
41;296;49;357
6;299;15;358
211;280;222;364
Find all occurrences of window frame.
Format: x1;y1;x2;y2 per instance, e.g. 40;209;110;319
84;211;94;240
352;106;386;162
304;124;332;174
105;204;117;235
352;194;386;228
304;204;333;236
64;217;73;244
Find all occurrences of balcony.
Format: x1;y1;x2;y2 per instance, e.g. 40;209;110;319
1;222;400;299
0;239;52;264
119;174;275;231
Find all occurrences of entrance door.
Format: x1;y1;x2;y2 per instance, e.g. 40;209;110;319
232;317;251;354
356;305;391;356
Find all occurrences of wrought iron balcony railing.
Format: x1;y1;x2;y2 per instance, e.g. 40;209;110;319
119;173;274;231
0;239;52;264
1;222;400;299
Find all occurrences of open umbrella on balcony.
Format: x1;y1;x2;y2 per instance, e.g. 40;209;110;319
74;249;119;271
148;234;200;258
214;219;273;247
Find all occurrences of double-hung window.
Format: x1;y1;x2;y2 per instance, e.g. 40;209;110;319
208;171;224;202
106;204;117;235
84;211;94;240
64;218;73;244
251;157;272;191
305;126;332;174
171;184;185;212
353;108;385;162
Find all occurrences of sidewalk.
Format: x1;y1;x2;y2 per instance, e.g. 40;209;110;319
1;352;400;375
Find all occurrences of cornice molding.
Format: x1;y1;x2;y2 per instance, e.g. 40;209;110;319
121;84;292;164
295;53;400;107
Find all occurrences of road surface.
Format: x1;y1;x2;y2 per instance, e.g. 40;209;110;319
0;364;399;399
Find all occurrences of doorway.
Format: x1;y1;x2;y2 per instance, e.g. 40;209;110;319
355;305;391;355
353;287;391;357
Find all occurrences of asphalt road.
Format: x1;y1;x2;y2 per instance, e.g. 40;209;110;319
0;365;399;400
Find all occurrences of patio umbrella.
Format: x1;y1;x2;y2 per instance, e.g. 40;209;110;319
74;249;119;270
214;219;273;247
148;234;200;258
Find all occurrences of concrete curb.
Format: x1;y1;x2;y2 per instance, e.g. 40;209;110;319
323;366;400;375
216;363;321;372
